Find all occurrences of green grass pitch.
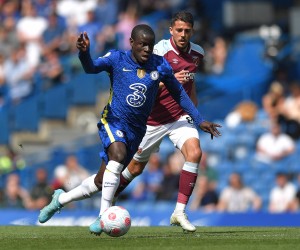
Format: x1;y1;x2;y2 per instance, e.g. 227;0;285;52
0;226;300;250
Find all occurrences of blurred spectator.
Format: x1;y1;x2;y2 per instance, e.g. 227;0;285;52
0;1;20;21
156;157;180;201
225;101;258;129
0;187;4;208
3;44;35;104
198;152;218;188
205;36;228;75
51;164;68;190
94;0;118;26
56;0;97;27
16;3;48;67
0;148;26;174
291;173;300;211
190;175;219;212
78;10;102;54
52;154;90;191
278;82;300;140
255;122;295;164
268;172;296;213
262;81;285;121
0;16;20;57
26;168;52;210
131;153;164;201
217;173;262;212
41;12;66;55
38;49;65;90
32;0;53;18
0;54;6;108
1;173;31;208
115;4;138;50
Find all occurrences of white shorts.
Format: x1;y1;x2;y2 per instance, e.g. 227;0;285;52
133;115;200;162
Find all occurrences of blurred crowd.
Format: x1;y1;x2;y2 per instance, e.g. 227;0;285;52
0;0;228;108
2;147;300;213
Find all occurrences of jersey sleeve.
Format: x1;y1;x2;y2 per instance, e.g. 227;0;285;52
78;50;114;73
153;40;169;56
158;58;204;126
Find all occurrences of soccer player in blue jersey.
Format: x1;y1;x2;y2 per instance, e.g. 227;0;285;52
38;24;221;233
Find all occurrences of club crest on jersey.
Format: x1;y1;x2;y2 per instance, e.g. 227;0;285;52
192;56;199;66
137;69;146;79
116;130;124;137
150;71;159;80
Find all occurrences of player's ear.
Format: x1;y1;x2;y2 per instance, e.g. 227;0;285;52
169;26;173;36
129;37;134;47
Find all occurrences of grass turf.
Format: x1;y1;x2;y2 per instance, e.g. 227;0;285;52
0;226;299;250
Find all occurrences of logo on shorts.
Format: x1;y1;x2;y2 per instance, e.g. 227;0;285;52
137;147;143;154
116;130;124;137
150;71;159;80
186;116;194;124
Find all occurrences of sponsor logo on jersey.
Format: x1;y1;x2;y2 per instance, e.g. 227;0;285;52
126;83;147;107
137;69;146;79
116;130;124;137
172;58;179;64
192;56;199;66
150;71;159;80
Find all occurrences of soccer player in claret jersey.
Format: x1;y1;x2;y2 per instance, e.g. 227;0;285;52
108;11;209;233
38;23;221;234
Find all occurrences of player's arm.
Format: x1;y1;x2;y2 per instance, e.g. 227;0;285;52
190;81;198;106
77;32;111;73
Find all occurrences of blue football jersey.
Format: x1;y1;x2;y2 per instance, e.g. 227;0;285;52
79;49;204;131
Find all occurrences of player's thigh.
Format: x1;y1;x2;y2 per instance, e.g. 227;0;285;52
97;119;128;164
133;124;169;162
169;115;200;152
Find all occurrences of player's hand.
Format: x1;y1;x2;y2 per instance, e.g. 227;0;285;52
199;121;222;140
76;32;90;52
174;70;190;83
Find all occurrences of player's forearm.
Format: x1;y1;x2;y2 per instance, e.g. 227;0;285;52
169;84;204;126
78;51;98;73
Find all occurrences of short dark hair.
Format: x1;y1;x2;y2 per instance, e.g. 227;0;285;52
131;24;155;40
171;11;194;27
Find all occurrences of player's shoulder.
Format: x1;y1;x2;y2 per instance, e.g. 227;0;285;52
190;42;205;56
153;39;171;56
151;53;167;66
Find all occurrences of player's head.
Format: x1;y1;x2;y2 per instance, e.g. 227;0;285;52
130;24;155;65
170;11;194;52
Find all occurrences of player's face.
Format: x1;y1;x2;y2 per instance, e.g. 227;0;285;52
130;32;155;65
169;20;193;52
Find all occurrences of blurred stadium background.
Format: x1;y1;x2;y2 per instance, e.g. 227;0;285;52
1;0;300;226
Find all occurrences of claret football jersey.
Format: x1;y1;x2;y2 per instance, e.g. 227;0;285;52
148;38;204;126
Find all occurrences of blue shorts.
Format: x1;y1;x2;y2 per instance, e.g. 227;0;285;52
97;117;146;167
